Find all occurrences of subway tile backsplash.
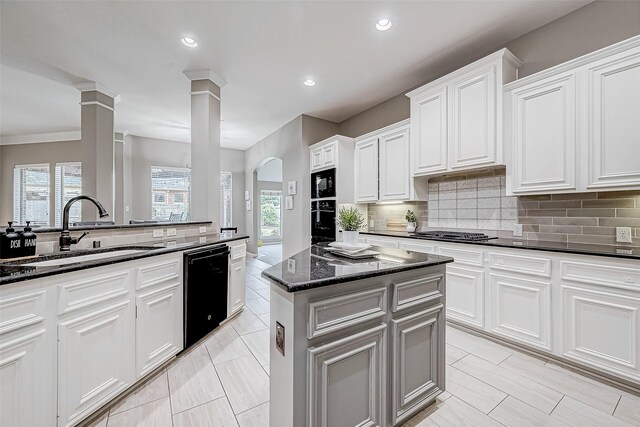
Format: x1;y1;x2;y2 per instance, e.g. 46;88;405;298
367;167;640;245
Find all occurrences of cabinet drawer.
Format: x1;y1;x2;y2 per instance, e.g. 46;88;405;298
561;261;640;290
0;283;46;335
392;274;444;313
229;242;246;261
439;246;484;267
399;241;436;254
307;287;387;339
489;252;551;278
137;257;181;290
57;270;131;316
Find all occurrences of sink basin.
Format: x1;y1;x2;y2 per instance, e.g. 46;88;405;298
23;249;152;267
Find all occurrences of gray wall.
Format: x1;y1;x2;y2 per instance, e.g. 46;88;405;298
336;1;640;139
0;140;82;225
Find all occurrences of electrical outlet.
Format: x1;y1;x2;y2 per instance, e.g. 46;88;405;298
513;223;523;237
199;236;207;244
369;219;375;229
167;228;177;237
616;227;632;243
199;226;207;234
152;229;164;238
166;240;177;247
276;322;285;356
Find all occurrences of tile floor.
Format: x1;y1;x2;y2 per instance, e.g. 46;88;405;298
86;253;640;427
256;243;282;266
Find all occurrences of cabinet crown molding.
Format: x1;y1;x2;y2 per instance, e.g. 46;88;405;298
406;48;521;98
308;134;353;150
505;34;640;91
354;118;410;143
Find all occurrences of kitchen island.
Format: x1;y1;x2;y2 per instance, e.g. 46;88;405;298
262;244;454;427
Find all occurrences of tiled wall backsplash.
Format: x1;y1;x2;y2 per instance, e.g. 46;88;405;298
427;173;517;231
518;192;640;244
367;202;428;231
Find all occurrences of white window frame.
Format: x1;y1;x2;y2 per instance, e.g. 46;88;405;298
150;166;191;221
220;171;233;228
54;162;82;227
13;163;51;227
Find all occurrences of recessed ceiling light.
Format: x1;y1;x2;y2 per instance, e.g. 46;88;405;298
181;37;198;48
304;79;316;87
376;19;392;31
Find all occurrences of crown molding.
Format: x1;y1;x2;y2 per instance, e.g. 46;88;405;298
183;70;226;88
73;81;121;103
0;131;81;145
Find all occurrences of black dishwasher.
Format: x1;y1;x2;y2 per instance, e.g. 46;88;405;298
183;244;229;349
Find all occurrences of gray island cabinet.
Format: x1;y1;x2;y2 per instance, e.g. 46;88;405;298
262;245;453;427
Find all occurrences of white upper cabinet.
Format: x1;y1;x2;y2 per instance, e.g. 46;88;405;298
354;120;419;203
354;135;379;202
310;148;323;171
411;87;448;174
379;125;411;200
509;72;578;194
586;45;640;190
310;141;338;172
505;35;640;195
407;49;521;177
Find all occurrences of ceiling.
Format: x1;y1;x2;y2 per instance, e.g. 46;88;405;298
0;1;591;150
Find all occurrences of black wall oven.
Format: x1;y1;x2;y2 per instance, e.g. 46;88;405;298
311;168;336;199
311;200;336;244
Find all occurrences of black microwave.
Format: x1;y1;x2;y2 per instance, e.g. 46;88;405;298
311;168;336;199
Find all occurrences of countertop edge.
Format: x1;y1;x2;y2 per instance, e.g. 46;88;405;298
0;220;214;234
0;234;249;285
360;231;640;260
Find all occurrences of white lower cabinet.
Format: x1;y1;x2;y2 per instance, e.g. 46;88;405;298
0;280;54;427
489;273;551;351
390;305;443;425
227;240;247;316
445;265;485;328
308;324;387;427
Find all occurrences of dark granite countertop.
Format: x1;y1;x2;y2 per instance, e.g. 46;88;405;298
261;244;453;293
0;220;213;233
0;233;248;285
361;230;640;260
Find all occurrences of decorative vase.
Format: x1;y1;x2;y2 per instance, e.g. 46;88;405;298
342;230;359;245
406;222;417;233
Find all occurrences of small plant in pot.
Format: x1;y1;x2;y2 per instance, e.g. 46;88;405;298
337;206;366;245
405;210;417;233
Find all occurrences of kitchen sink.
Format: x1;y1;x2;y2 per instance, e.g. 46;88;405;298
21;247;154;267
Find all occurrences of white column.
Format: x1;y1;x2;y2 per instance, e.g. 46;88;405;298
75;82;118;220
184;71;223;223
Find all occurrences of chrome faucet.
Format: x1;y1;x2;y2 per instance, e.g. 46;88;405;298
60;195;109;251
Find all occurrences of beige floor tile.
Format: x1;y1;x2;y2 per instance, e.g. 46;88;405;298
453;354;563;413
173;396;239;427
445;344;468;365
236;402;269;427
245;296;270;316
614;395;640;425
246;275;268;291
258;312;270;328
241;328;270;366
107;397;172;427
110;368;169;415
256;287;270;301
428;396;503;427
205;324;252;365
446;326;512;364
263;364;270;376
489;396;569;427
245;265;263;277
216;355;270;414
545;360;634;400
230;308;268;336
552;396;635;427
500;353;621;414
248;259;271;270
245;287;261;300
446;365;507;413
167;345;226;414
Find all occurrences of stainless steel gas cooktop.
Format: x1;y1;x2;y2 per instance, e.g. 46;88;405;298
412;231;498;241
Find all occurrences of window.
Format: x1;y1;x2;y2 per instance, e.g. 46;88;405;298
260;190;282;240
13;164;50;226
54;163;82;227
151;167;190;221
220;172;232;228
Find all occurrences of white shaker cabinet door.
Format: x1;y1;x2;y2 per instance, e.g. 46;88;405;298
411;86;448;175
445;265;485;328
379;125;411;201
586;46;640;190
450;66;497;169
321;142;337;169
310;147;323;172
354;137;379;202
510;72;578;194
228;258;246;316
307;324;387;427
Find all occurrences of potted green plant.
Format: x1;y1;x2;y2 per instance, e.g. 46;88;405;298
337;206;366;245
405;210;417;232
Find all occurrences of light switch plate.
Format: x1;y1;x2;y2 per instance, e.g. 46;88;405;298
369;220;375;229
167;228;177;237
152;229;164;238
199;226;207;234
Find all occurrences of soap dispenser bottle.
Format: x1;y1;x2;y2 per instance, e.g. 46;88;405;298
21;221;37;257
0;222;22;259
